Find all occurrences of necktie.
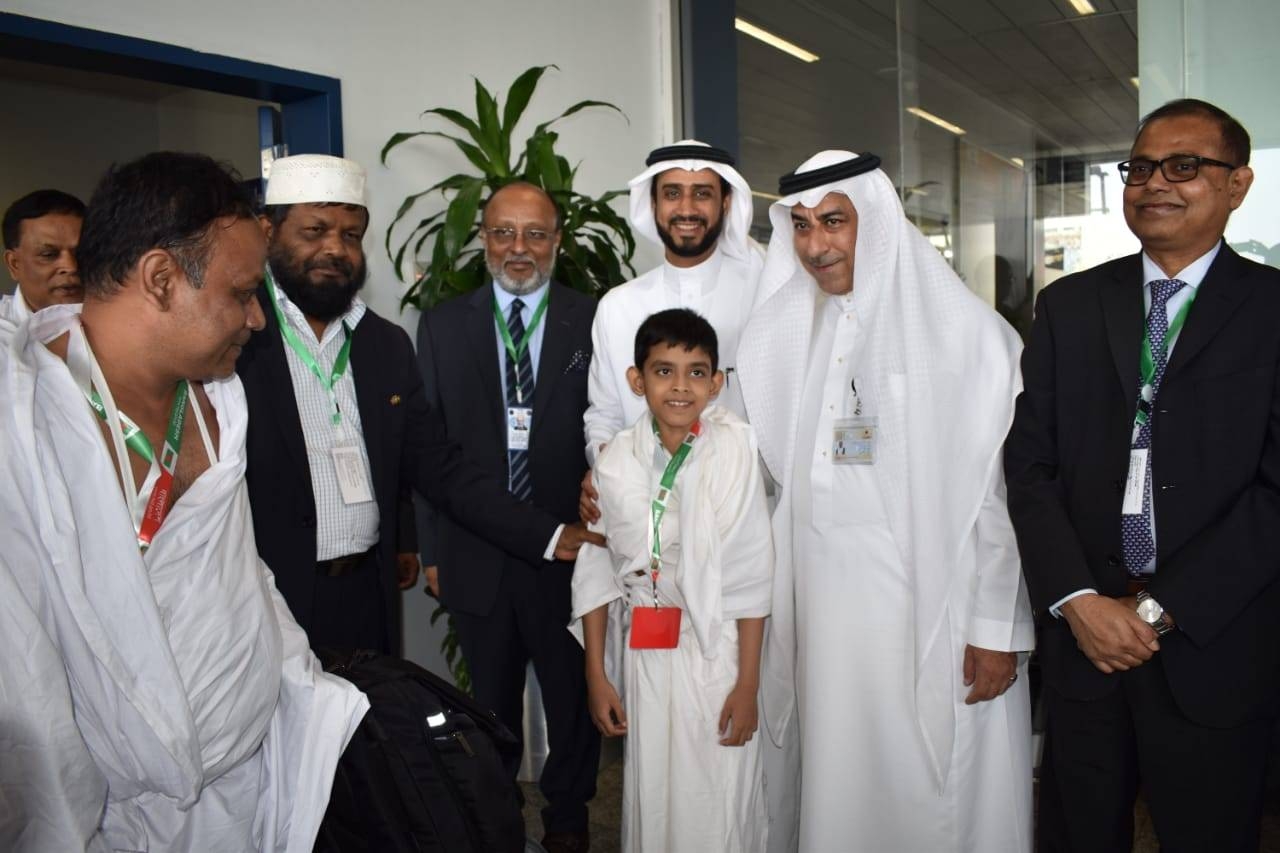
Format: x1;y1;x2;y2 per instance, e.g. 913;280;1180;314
1121;278;1187;575
505;298;535;501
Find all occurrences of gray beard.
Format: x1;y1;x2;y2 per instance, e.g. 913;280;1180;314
489;257;554;296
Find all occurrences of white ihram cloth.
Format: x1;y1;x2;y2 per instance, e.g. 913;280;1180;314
0;286;31;326
570;405;774;853
583;145;764;462
0;305;367;852
736;151;1034;851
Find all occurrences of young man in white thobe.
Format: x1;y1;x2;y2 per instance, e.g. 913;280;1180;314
0;152;367;852
737;151;1034;852
582;140;763;464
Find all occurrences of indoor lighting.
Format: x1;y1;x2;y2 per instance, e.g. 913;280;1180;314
1011;157;1025;168
752;190;783;202
1067;0;1097;14
735;18;820;63
1130;76;1140;88
906;107;966;136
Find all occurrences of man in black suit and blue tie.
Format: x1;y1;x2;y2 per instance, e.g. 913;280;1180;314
1006;99;1280;852
417;182;600;853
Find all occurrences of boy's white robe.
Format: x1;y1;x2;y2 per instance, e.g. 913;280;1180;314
0;306;367;852
571;405;773;853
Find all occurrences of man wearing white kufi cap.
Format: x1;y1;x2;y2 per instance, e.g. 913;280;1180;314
238;154;601;656
737;150;1034;851
582;140;763;463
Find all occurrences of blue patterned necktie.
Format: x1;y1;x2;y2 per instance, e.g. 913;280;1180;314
1121;278;1187;576
505;298;535;501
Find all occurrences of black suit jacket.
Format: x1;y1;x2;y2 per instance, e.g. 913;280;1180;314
416;283;595;618
238;289;561;651
1005;244;1280;727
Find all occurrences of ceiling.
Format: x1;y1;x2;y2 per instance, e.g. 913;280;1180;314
735;0;1138;200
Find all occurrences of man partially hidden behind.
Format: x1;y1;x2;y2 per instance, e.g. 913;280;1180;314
738;150;1033;852
1006;98;1280;851
2;188;85;323
417;182;600;853
239;155;598;655
0;152;366;851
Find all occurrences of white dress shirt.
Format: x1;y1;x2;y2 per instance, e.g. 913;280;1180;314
272;282;380;561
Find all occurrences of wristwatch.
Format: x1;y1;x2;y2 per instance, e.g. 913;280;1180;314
1136;591;1174;636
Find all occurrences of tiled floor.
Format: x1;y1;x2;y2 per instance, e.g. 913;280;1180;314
522;749;1280;853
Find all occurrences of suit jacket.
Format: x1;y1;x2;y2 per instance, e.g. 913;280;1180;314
238;288;561;651
1005;244;1280;726
416;282;596;619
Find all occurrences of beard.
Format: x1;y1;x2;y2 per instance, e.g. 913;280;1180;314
487;252;554;296
656;213;725;259
268;243;367;321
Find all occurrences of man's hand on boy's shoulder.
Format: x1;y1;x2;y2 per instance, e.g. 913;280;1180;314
579;468;601;525
553;522;606;561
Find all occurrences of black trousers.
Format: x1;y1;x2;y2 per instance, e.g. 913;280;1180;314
451;560;600;835
1037;657;1273;853
309;550;389;654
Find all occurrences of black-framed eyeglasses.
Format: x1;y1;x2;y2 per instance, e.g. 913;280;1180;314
1116;154;1238;186
484;226;553;246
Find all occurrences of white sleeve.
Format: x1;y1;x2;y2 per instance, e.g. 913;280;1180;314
968;459;1036;653
583;302;625;467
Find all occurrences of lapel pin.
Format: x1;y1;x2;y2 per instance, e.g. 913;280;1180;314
390;394;402;406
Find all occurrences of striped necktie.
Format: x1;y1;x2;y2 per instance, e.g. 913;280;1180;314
505;298;534;501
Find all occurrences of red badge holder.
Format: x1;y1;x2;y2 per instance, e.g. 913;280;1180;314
629;605;681;649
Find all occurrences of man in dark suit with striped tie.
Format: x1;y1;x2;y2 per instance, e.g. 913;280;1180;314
1006;99;1280;852
416;182;600;853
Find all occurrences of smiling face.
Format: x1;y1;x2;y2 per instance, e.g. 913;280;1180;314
483;183;561;295
652;167;729;267
4;212;83;310
1123;113;1253;272
627;341;723;445
791;192;858;295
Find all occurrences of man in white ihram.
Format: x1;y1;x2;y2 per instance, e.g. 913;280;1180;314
737;150;1034;851
0;151;366;852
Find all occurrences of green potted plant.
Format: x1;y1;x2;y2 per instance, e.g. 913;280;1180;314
382;64;637;311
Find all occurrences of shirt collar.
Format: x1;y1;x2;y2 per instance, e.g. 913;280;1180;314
491;279;550;315
268;264;367;347
663;245;724;293
1141;241;1222;291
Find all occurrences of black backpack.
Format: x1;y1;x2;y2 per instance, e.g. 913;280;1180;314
314;650;526;853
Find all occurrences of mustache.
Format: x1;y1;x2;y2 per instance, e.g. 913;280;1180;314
667;215;708;228
504;253;535;266
807;252;843;269
306;256;356;277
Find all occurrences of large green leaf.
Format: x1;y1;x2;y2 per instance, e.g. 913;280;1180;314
442;178;484;259
534;100;627;136
502;65;556;135
472;78;508;175
420;107;484;143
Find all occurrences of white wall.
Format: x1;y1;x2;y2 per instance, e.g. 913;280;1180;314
0;0;673;672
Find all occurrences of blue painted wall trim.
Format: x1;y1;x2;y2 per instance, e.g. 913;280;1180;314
680;0;739;162
0;11;343;155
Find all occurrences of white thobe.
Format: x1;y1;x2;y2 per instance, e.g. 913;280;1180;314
583;247;761;463
571;406;774;853
0;306;367;852
790;295;1033;853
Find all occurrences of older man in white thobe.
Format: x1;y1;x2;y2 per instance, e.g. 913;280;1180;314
738;150;1034;852
583;140;763;463
0;152;366;852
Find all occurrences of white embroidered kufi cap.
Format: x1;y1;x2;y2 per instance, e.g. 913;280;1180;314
264;154;367;206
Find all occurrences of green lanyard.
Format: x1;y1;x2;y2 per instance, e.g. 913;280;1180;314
492;291;550;404
1134;289;1197;430
266;268;353;425
86;380;190;550
648;419;703;604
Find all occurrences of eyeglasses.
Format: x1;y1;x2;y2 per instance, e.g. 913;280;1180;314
484;226;553;246
1116;154;1237;186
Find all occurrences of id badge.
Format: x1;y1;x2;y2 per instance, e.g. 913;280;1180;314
1122;448;1148;515
629;606;681;649
833;416;877;465
332;445;374;504
507;406;532;451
